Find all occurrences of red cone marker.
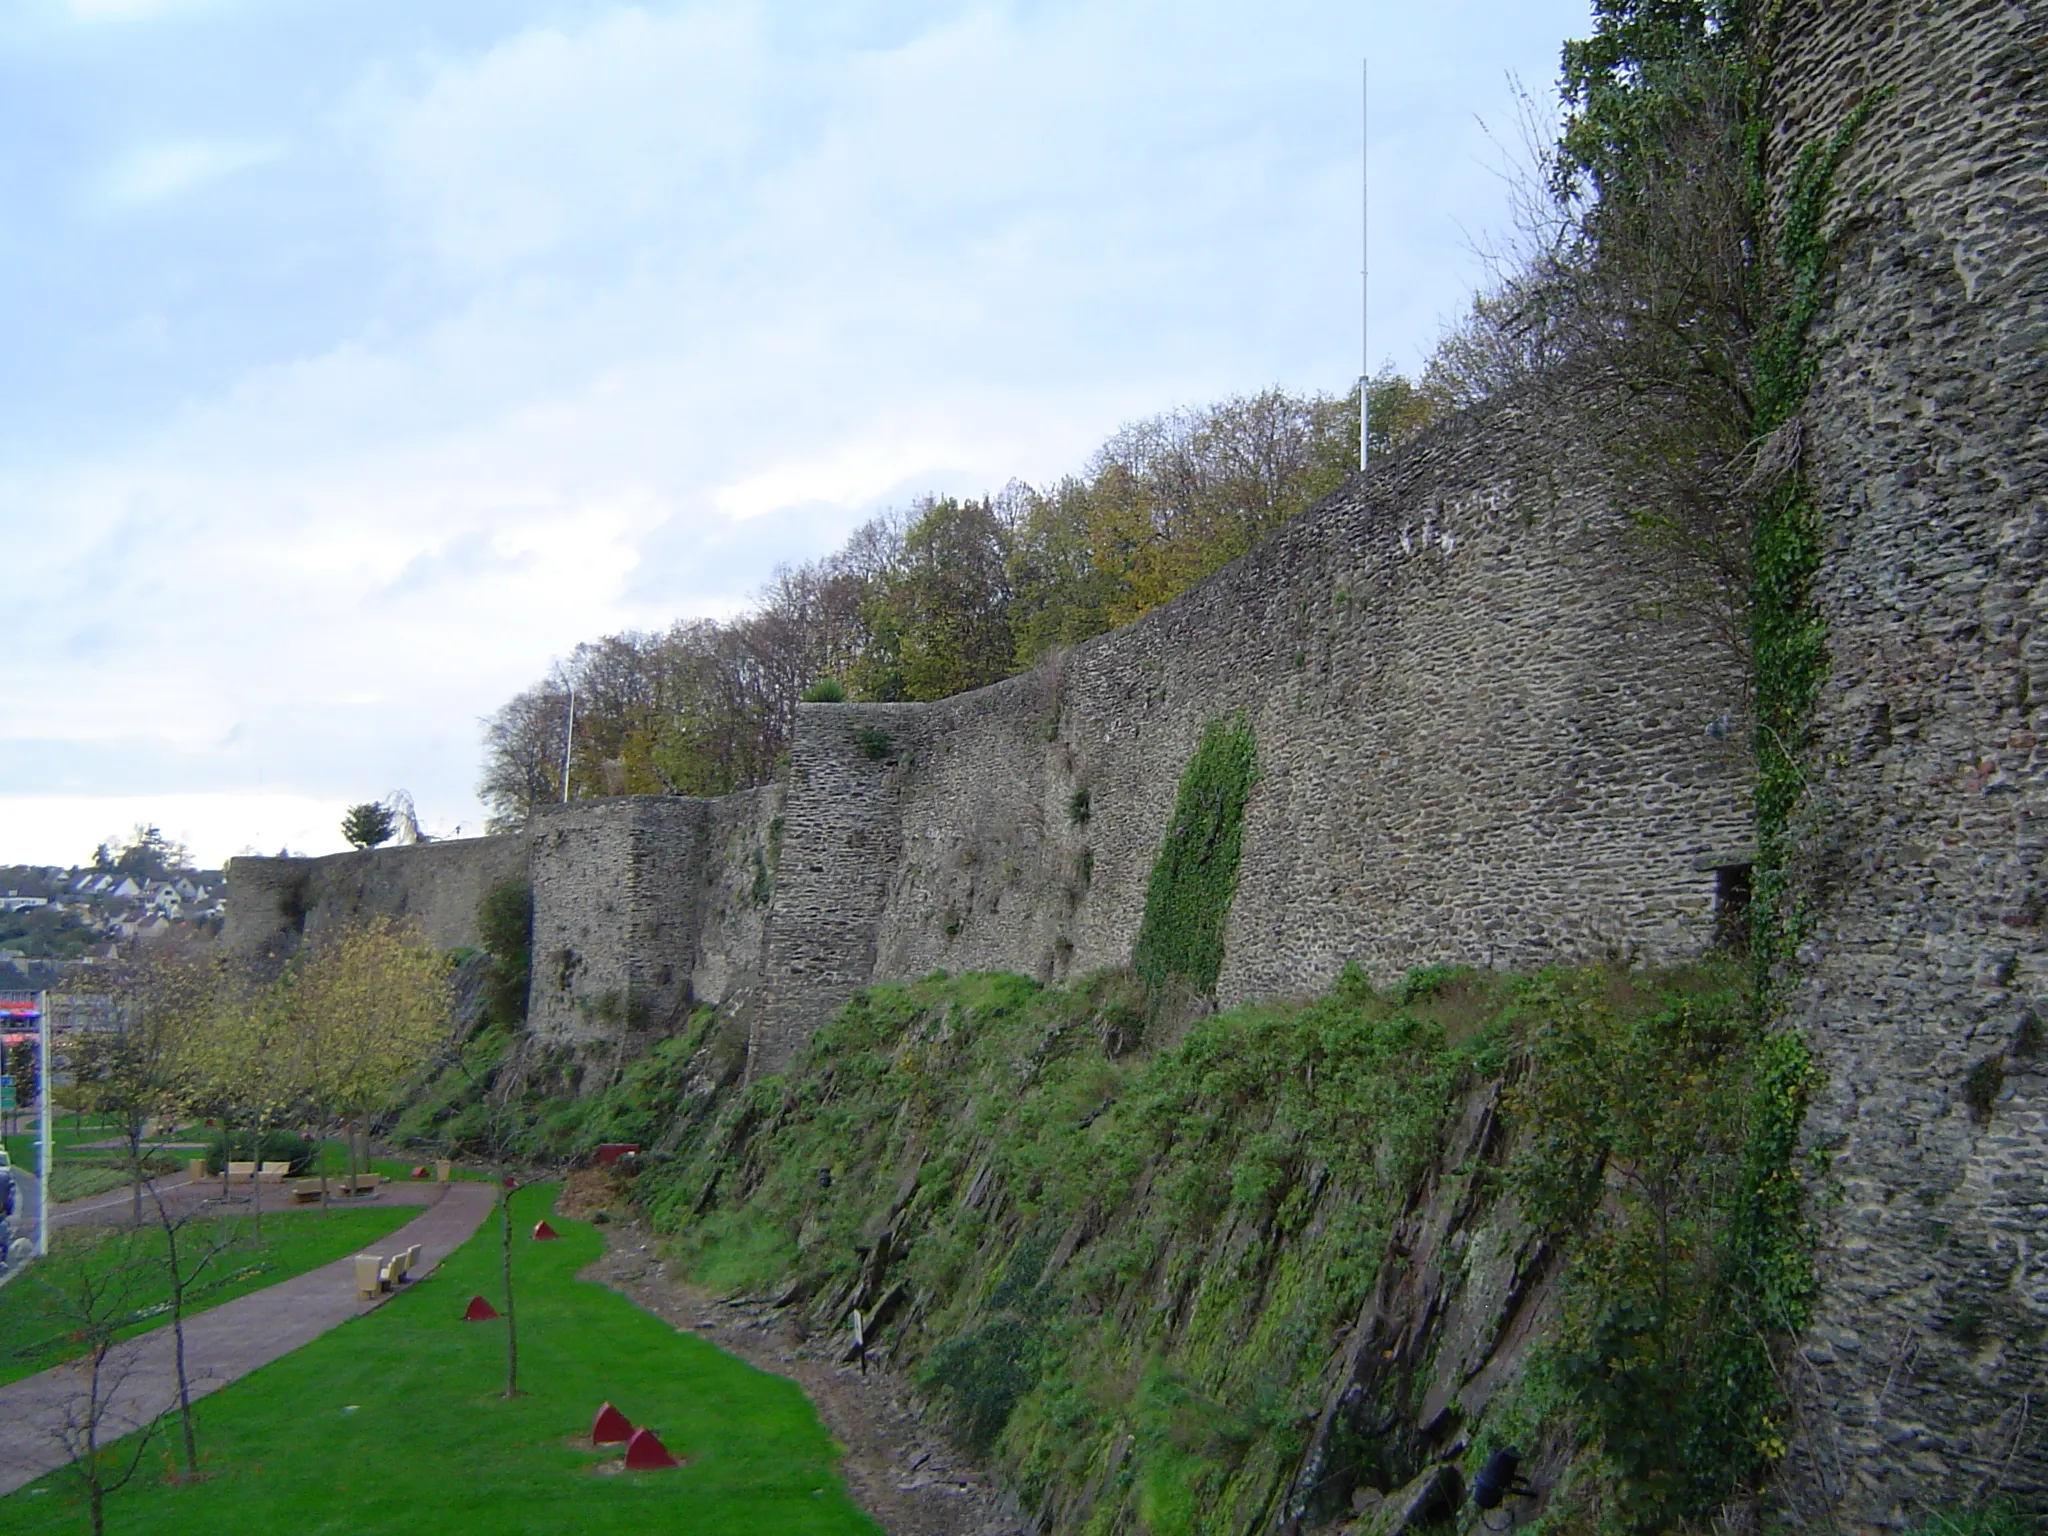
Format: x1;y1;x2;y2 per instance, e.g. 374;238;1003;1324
532;1220;560;1241
463;1295;500;1321
624;1428;679;1470
591;1403;634;1445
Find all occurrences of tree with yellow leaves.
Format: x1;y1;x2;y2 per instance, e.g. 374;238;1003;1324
185;969;312;1238
293;917;451;1202
67;943;214;1226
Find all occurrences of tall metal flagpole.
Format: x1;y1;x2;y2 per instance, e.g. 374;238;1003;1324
561;680;576;805
36;990;50;1257
1360;57;1370;473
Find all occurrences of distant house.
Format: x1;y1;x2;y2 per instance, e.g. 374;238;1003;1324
0;894;48;913
112;877;141;900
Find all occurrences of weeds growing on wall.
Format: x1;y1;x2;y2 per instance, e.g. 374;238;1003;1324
619;958;1783;1535
1745;92;1882;1000
1132;713;1258;998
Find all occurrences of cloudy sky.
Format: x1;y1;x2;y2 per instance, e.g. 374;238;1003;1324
0;0;1589;868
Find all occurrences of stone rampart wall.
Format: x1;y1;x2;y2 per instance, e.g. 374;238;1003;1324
1775;0;2048;1518
222;835;529;960
748;393;1755;1071
525;790;784;1046
215;4;2043;1517
751;705;926;1073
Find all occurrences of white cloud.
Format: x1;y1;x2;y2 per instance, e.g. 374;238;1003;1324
97;138;281;208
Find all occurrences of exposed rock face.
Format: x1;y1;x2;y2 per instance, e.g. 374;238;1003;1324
1772;0;2048;1520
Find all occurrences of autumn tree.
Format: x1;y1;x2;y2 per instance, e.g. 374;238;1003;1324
187;971;311;1237
68;946;211;1224
478;382;1411;815
295;918;451;1197
851;496;1017;702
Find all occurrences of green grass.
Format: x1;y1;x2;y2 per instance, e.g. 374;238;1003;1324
36;1163;132;1203
303;1147;495;1184
5;1121;144;1168
7;1120;204;1204
2;1187;882;1536
0;1205;417;1387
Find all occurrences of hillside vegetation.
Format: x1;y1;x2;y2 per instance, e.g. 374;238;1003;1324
525;958;1806;1534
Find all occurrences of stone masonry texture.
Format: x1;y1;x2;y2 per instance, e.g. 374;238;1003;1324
525;789;782;1048
221;836;529;960
1773;0;2048;1522
745;392;1755;1073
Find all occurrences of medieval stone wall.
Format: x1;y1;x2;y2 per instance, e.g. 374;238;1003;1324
750;704;926;1073
221;835;529;960
746;393;1756;1071
1774;0;2048;1519
213;4;2046;1518
525;790;784;1046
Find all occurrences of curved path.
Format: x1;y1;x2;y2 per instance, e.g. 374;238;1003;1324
0;1181;497;1497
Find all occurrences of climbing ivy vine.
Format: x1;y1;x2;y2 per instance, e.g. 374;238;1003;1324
1132;712;1259;998
1551;1;1884;1521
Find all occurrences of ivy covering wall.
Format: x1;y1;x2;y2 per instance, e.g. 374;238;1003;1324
1132;713;1259;999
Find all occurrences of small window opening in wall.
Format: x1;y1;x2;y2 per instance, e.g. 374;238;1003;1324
1694;849;1755;955
1714;863;1752;953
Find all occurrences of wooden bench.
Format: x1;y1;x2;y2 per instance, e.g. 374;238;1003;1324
257;1161;292;1183
226;1160;259;1183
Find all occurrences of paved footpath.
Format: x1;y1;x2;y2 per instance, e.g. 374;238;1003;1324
0;1180;497;1497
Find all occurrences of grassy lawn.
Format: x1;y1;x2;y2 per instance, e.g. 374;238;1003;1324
305;1146;496;1184
7;1120;201;1203
5;1122;140;1168
34;1163;132;1203
2;1187;880;1536
0;1205;418;1387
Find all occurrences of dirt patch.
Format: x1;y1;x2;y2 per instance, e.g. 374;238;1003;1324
584;1221;1027;1536
555;1168;627;1221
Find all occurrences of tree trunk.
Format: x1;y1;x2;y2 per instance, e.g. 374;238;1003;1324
129;1124;144;1227
84;1345;108;1536
500;1182;519;1397
249;1115;263;1242
166;1242;198;1478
